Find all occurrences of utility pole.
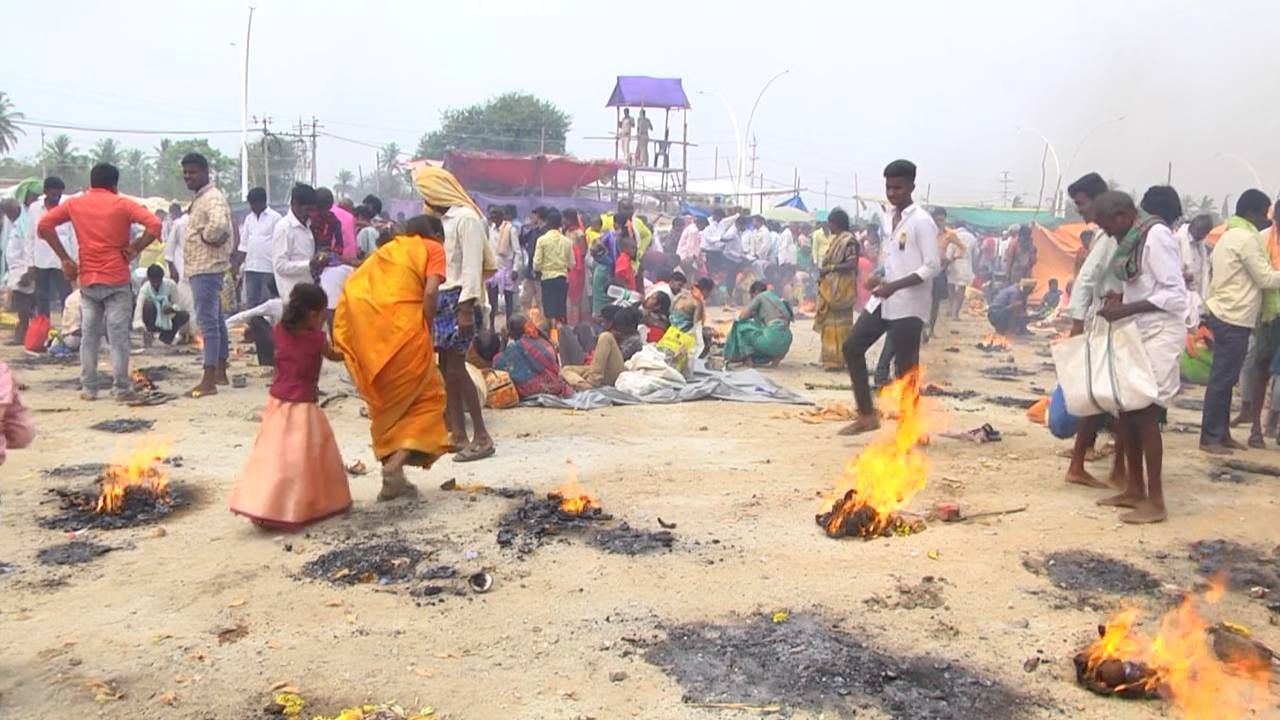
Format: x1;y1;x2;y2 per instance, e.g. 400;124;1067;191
253;115;273;202
747;136;759;212
39;129;46;177
824;178;829;210
309;116;320;187
999;171;1013;207
1166;161;1172;185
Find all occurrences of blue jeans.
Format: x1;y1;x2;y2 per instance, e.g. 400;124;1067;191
189;273;229;367
1201;314;1252;446
79;283;133;396
243;271;277;309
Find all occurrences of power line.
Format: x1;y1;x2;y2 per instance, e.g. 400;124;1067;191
15;119;243;135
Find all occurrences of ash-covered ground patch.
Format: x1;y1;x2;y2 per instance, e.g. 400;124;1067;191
590;522;675;555
90;418;156;434
1024;550;1162;597
1189;539;1280;591
645;611;1033;719
39;482;192;532
496;496;613;555
37;541;115;566
301;541;426;585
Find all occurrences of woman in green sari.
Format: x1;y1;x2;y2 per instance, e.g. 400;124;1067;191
725;281;794;367
812;209;859;370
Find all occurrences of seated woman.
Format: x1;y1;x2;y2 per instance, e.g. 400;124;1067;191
642;290;671;342
988;279;1035;336
1029;278;1062;322
563;305;638;390
496;315;573;399
725;281;794;367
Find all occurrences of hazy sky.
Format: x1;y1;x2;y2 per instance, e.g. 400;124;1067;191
5;0;1278;209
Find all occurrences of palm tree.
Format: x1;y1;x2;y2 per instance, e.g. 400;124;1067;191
380;143;402;175
42;134;83;178
91;138;123;167
0;92;24;155
334;169;356;198
122;149;150;195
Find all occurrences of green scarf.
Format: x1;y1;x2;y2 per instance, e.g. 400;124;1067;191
1111;216;1163;283
1226;215;1258;233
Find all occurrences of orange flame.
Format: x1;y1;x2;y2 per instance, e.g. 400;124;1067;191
819;368;929;537
192;333;205;351
1082;583;1271;718
130;369;155;391
96;443;170;514
550;467;598;515
978;333;1011;351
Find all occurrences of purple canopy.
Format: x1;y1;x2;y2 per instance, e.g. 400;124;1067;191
606;76;690;110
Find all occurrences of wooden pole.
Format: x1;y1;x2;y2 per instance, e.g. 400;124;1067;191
682;108;689;198
1167;161;1173;184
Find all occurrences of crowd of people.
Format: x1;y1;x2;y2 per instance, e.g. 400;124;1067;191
5;145;1278;532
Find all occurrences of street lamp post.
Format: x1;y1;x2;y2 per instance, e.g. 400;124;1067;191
742;70;790;211
1056;115;1126;214
1216;152;1265;191
697;89;743;201
238;6;256;200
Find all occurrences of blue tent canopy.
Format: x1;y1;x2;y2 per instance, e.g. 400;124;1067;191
776;194;808;212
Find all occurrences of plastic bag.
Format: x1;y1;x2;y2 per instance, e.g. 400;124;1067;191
1025;397;1048;425
655;325;696;376
481;369;519;409
1047;385;1079;439
1052;317;1158;416
23;314;50;353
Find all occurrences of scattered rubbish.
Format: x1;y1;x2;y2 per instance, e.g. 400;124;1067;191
920;383;978;400
1023;657;1041;673
318;392;351;409
865;577;948;611
1189;539;1280;592
467;572;493;594
90;418;155;434
216;623;249;645
126;391;177;407
609;670;629;682
934;502;962;522
496;494;613;555
983;395;1040;409
939;423;1002;444
345;460;368;476
772;402;855;423
1218;458;1280;478
657;517;677;529
231;375;248;389
42;463;109;480
36;541;114;566
952;505;1028;524
439;478;531;499
416;565;457;580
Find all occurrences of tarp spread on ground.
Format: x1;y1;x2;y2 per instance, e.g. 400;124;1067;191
443;150;624;195
519;368;810;410
943;206;1063;232
606;76;690;109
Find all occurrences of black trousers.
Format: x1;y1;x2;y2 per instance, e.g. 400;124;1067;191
1200;314;1252;446
843;307;923;415
141;301;190;345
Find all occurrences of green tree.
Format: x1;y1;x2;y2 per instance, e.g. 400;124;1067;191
416;92;571;159
246;135;303;204
151;138;237;200
0;92;25;155
334;169;355;198
90;138;123;167
41;134;86;186
120;149;151;195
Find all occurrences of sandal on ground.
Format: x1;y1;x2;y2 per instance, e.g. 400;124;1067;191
453;443;496;463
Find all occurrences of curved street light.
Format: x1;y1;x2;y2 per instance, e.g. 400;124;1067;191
1216;152;1265;191
234;6;256;200
697;89;743;199
742;70;790;207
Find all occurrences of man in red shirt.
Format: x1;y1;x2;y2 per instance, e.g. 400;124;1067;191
38;163;162;401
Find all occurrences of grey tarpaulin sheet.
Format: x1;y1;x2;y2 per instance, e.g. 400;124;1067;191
519;368;812;410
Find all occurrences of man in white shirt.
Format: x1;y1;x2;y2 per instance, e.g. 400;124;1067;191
3;198;34;344
233;186;283;308
29;177;77;318
271;184;318;302
163;202;188;283
1179;214;1214;302
840;160;941;435
417;166;494;463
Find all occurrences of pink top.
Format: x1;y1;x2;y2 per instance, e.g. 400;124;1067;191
0;363;35;466
332;206;357;261
856;256;875;309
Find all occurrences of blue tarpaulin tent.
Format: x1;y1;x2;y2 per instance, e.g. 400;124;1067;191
606;77;691;109
776;194;808;212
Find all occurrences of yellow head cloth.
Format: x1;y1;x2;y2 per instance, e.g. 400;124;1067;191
413;166;484;220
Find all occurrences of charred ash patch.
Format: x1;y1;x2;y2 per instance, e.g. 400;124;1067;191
1188;539;1280;592
39;482;191;532
496;495;613;555
590;522;675;555
37;541;115;566
1024;550;1162;597
90;418;156;434
301;541;426;586
644;611;1034;719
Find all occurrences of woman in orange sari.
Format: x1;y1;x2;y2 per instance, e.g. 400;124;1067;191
333;216;449;500
813;209;860;370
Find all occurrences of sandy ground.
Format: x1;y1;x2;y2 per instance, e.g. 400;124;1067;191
1;309;1278;719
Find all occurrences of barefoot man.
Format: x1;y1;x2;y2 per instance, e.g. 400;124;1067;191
1061;172;1127;489
181;153;234;398
1092;189;1188;523
839;159;940;435
414;166;496;463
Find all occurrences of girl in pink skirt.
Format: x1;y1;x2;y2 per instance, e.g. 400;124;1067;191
230;284;351;530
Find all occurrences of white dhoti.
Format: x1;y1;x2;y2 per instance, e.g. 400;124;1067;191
1137;312;1185;407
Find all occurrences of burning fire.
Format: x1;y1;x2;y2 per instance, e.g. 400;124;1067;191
977;333;1011;351
817;369;929;538
550;470;598;515
96;443;170;514
1078;583;1272;718
131;369;155;391
192;333;205;351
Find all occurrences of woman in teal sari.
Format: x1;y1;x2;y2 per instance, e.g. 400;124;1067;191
725;281;794;367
